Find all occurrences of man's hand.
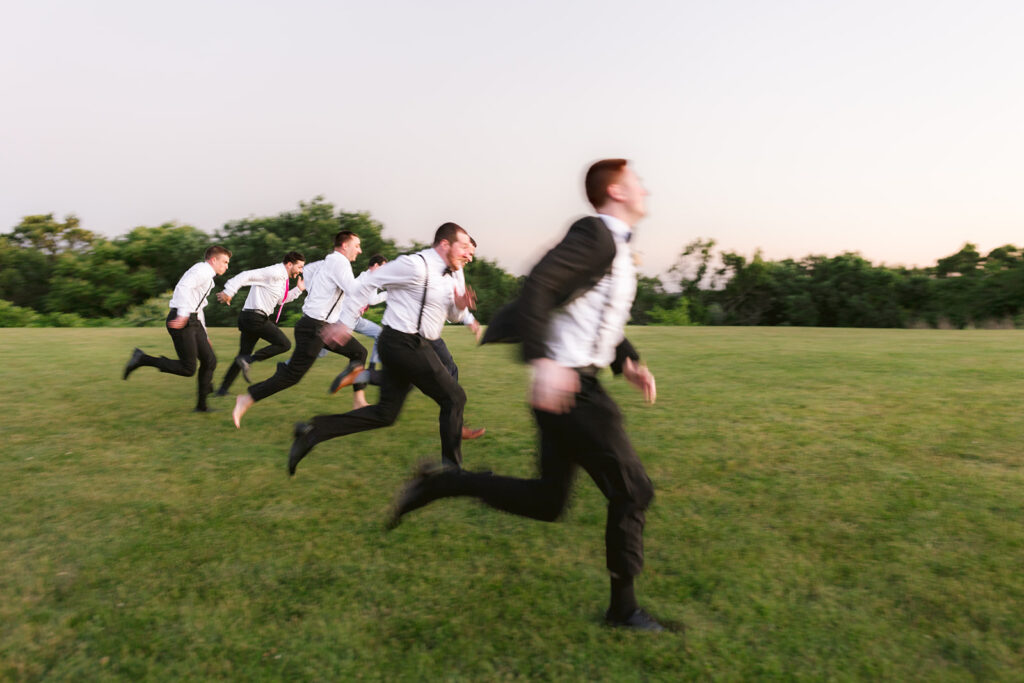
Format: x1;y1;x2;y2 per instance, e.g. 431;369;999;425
623;357;656;404
530;358;580;414
168;315;189;329
320;322;352;347
216;292;232;304
454;284;477;311
469;319;482;343
296;275;305;292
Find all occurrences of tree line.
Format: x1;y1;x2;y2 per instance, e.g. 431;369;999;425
632;239;1024;329
2;199;1021;329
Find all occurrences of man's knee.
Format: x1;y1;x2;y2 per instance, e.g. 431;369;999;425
535;496;569;522
353;345;368;363
447;384;466;408
534;477;573;521
180;359;198;377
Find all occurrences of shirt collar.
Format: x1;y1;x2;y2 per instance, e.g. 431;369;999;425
421;247;455;276
596;214;632;243
198;261;216;278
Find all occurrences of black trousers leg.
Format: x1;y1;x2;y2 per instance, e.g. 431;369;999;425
144;313;217;409
428;337;459;381
151;313;201;377
249;316;292;361
248;316;323;402
441;375;653;577
326;335;368;392
219;312;292;393
194;331;216;409
309;327;465;466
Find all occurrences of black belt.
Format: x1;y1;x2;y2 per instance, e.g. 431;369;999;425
574;365;600;378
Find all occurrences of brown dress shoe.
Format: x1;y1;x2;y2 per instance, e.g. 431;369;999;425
461;426;486;440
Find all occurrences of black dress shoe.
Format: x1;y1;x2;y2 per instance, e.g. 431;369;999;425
329;360;364;394
123;348;145;380
193;405;218;413
214;388;229;397
386;461;451;530
236;356;252;384
288;422;315;476
605;608;665;632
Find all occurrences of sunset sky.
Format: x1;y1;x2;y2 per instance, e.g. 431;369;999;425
2;0;1022;277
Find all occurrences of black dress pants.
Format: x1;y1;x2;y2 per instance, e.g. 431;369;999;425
141;311;217;409
218;310;292;393
248;315;366;402
308;326;466;467
428;337;459;381
437;374;653;577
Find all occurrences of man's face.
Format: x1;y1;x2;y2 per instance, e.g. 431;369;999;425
209;253;230;275
339;236;362;261
443;232;473;271
287;260;305;278
613;166;648;222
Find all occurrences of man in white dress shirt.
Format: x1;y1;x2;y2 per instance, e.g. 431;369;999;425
232;231;368;427
286;222;475;475
431;238;485;440
123;245;232;413
214;251;306;396
387;160;665;631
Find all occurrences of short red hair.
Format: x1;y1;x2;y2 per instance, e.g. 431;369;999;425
584;159;628;210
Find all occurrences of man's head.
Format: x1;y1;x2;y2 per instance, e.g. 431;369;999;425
204;245;232;275
283;250;305;278
585;158;648;224
368;253;388;272
433;222;473;271
334;230;362;262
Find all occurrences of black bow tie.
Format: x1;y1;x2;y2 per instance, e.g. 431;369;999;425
443;267;454;277
625;231;633;243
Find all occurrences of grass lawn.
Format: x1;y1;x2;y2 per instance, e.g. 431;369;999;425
1;326;1022;680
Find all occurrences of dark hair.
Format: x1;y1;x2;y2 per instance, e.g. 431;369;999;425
205;245;232;260
469;236;477;248
282;251;305;265
334;230;358;248
368;253;387;267
585;158;628;209
432;222;466;247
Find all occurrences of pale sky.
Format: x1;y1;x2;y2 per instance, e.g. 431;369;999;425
2;0;1022;278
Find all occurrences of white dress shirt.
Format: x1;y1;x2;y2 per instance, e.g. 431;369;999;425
168;261;217;329
452;268;476;326
339;247;463;340
221;262;302;316
546;214;637;368
301;251;358;323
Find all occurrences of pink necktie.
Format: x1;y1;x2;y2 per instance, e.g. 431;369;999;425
275;278;289;323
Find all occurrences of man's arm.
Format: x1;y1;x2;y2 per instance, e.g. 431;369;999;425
334;256;419;331
519;217;616;362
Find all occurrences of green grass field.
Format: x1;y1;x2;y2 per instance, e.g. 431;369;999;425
2;326;1023;680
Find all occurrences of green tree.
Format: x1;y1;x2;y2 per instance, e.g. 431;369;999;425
7;213;95;257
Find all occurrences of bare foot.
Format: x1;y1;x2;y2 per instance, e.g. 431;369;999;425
352;390;369;410
233;393;254;428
